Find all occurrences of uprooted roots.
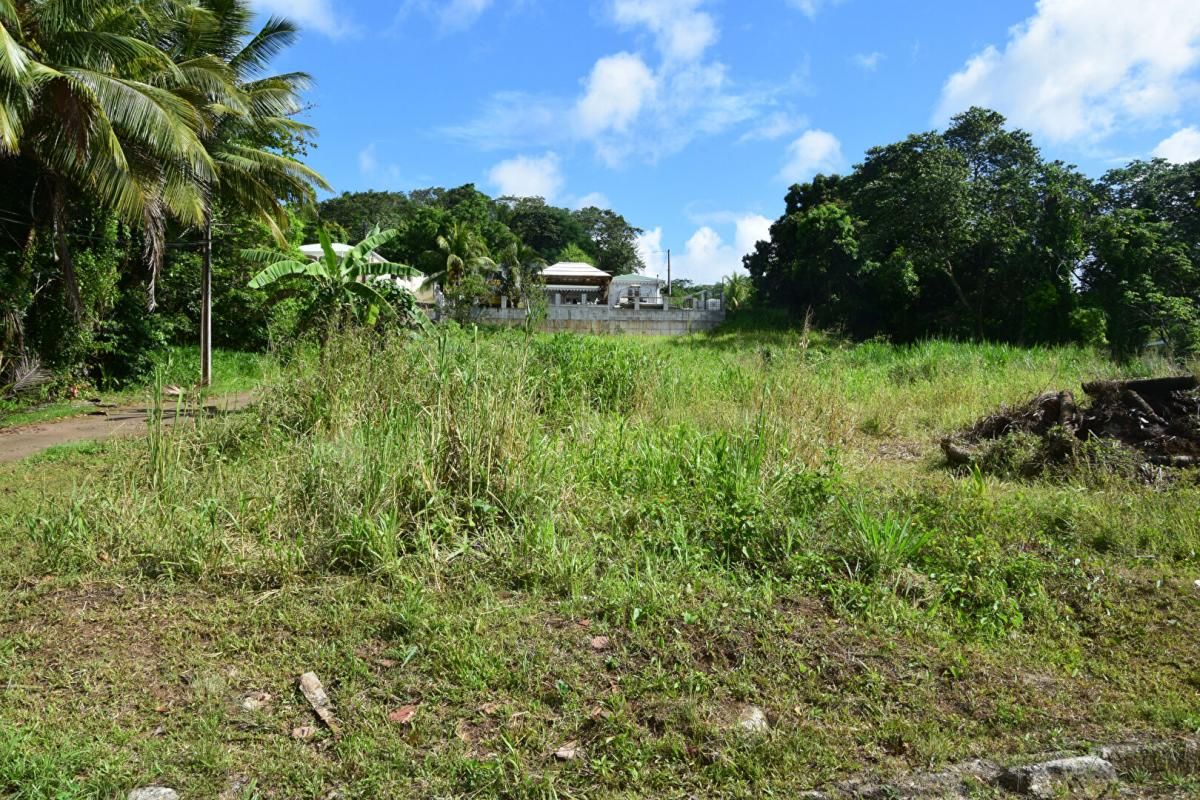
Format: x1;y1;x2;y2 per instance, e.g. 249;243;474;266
943;376;1200;478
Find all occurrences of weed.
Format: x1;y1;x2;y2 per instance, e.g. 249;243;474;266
840;501;929;580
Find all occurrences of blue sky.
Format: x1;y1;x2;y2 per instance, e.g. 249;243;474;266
257;0;1200;283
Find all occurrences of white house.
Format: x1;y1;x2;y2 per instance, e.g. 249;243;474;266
540;261;612;305
608;273;666;308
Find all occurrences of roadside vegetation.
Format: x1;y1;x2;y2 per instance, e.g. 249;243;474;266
2;327;1197;797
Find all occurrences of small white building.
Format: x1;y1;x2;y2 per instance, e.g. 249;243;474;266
608;273;666;308
299;242;433;304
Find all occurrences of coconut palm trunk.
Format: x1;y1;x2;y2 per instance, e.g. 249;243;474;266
201;216;213;386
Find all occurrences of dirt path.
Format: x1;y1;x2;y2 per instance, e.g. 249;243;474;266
0;392;256;464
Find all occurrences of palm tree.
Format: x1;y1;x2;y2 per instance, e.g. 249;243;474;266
0;0;217;318
723;273;753;311
162;0;330;383
421;221;495;291
495;241;545;305
247;226;414;336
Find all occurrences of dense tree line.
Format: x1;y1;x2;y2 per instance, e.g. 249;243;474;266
746;108;1200;358
318;189;644;277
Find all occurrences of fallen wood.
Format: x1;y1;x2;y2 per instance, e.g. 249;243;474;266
1121;389;1169;427
941;438;974;466
298;671;340;735
1082;376;1198;398
945;376;1200;476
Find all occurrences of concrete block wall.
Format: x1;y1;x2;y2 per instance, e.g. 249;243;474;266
475;306;725;336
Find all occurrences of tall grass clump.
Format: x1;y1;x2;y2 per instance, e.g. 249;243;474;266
839;501;929;580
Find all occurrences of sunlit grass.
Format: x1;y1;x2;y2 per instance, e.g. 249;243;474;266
0;326;1196;798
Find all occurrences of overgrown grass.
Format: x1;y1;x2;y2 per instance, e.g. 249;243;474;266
1;327;1197;798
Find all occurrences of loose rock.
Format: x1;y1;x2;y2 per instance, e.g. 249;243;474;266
736;705;770;734
998;755;1118;798
240;691;270;712
298;671;340;735
554;740;580;761
128;789;178;800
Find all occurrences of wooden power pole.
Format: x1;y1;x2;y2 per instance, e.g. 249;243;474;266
200;217;212;387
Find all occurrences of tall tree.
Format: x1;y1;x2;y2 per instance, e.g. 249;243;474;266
0;0;216;318
571;206;644;275
498;196;583;259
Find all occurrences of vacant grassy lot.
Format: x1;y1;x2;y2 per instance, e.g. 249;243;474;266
1;327;1197;798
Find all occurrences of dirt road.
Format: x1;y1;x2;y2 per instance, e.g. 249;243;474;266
0;393;255;464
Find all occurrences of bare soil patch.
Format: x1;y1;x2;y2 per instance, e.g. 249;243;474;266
0;392;255;463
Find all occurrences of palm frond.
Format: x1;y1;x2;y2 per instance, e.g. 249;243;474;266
230;16;298;77
65;68;214;180
0;17;28;82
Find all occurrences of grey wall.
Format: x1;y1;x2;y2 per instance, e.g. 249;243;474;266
475;306;725;336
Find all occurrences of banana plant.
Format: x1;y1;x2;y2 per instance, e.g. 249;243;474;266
246;226;419;331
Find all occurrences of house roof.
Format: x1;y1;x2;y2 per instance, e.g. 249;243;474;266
610;273;664;284
541;261;611;280
545;284;602;292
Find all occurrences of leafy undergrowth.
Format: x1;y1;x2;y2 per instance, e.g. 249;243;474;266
1;328;1197;798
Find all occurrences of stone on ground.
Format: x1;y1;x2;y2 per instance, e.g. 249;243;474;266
998;755;1118;798
128;789;179;800
736;705;770;734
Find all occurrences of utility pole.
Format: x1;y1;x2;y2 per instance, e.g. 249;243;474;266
666;249;671;297
200;217;212;387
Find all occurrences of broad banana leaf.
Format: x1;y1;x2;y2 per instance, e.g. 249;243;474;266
248;259;325;288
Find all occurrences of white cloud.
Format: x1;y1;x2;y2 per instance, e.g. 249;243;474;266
636;227;666;276
637;213;770;285
787;0;845;19
935;0;1200;143
252;0;351;37
357;143;403;184
779;129;843;183
735;214;772;255
738;111;808;142
1153;126;1200;163
573;192;612;210
441;91;566;151
447;0;791;166
437;0;494;30
853;51;885;71
358;144;378;174
612;0;718;62
574;53;658;138
487;152;565;201
394;0;495;32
